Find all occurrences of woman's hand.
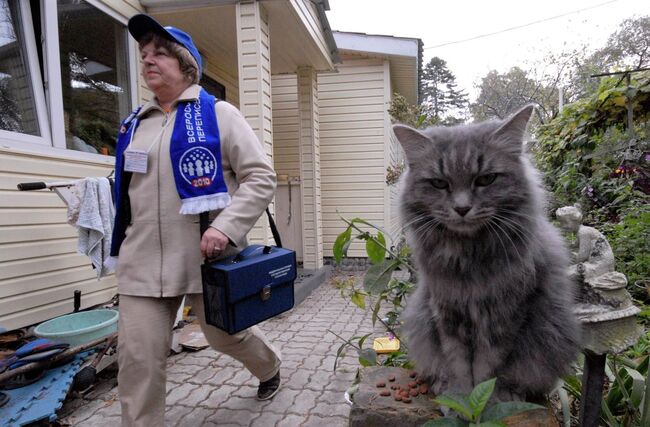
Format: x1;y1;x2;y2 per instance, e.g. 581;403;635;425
201;227;230;258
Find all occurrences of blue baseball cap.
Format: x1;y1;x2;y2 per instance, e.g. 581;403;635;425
128;14;203;75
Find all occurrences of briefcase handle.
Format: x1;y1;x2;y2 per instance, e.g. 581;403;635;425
199;208;283;248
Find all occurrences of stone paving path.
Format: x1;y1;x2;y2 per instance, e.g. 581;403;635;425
61;273;382;426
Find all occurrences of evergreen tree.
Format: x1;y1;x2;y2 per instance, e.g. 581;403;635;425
421;57;469;123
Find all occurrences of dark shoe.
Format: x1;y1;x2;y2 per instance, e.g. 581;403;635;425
257;371;281;401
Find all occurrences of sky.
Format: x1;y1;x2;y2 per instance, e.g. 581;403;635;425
325;0;650;101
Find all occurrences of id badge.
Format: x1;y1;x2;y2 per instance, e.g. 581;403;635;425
124;149;148;174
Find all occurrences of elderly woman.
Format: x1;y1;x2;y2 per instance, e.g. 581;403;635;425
109;14;282;426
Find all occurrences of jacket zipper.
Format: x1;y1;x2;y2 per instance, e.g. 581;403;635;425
157;111;169;297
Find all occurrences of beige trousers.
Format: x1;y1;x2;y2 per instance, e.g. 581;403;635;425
117;293;281;427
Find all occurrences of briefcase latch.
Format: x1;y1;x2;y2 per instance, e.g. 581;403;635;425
260;285;271;301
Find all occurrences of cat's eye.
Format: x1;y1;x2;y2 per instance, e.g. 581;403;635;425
475;173;497;187
430;178;449;189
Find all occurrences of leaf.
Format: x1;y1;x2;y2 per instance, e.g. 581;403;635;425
476;422;506;427
350;290;366;309
622;365;645;407
358;348;377;367
421;418;468;427
469;378;496;418
366;232;387;264
480;402;544;422
363;259;399;294
333;227;352;264
434;394;473;420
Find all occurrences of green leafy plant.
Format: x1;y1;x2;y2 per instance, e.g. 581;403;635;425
563;354;650;426
330;216;416;370
422;378;544;427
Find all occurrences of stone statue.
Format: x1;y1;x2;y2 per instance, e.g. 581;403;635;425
556;205;640;353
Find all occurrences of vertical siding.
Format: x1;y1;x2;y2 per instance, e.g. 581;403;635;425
297;67;323;269
236;1;273;244
0;149;117;330
319;58;388;257
271;74;300;178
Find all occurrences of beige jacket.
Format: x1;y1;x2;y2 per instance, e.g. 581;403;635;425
116;85;276;297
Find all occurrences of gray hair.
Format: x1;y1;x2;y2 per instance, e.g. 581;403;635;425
139;32;200;84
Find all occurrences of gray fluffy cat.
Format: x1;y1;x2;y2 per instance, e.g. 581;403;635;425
394;105;580;401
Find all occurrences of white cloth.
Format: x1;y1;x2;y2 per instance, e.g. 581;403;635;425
75;178;115;278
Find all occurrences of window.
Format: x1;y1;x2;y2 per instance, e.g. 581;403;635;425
57;0;131;155
0;0;133;157
0;0;48;143
201;74;226;100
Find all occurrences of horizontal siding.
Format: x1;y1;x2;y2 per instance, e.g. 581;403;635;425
318;60;388;257
0;148;117;331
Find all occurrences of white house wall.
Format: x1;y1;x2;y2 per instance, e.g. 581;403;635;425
319;58;390;257
271;74;300;178
0;148;116;330
0;0;245;331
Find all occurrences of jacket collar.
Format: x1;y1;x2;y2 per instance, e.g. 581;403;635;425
138;84;201;117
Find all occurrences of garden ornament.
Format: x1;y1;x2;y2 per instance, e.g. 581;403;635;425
557;205;641;427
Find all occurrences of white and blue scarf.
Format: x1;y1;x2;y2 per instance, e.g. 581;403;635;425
109;88;230;260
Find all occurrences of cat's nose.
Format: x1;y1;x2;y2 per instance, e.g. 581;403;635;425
454;206;471;217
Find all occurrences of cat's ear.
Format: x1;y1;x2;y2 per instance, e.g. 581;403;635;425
490;104;535;154
393;124;431;162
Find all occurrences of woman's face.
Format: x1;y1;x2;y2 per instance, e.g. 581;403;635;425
140;41;186;95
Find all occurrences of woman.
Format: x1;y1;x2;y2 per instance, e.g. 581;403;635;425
109;14;282;426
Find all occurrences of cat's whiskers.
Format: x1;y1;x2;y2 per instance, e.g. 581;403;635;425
489;218;527;268
492;213;533;243
484;220;514;276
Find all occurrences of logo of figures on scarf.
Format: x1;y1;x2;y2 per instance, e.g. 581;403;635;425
179;147;217;188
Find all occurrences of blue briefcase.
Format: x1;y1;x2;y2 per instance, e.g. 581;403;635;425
200;209;296;334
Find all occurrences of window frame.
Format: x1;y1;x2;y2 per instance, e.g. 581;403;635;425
0;0;137;162
0;0;52;147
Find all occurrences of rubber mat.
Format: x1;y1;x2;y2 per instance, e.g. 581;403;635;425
0;352;90;426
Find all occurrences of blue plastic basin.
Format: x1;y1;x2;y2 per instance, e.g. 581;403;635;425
33;309;118;346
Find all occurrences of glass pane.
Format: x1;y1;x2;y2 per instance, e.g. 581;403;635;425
201;74;226;100
0;0;40;136
57;0;131;155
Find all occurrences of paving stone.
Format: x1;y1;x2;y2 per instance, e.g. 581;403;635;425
76;415;121;427
220;395;270;411
167;371;193;384
302;415;349;427
188;366;218;384
206;367;236;385
286;388;321;414
308;369;337;391
311;401;352;418
287;368;314;387
249;412;286;427
231;384;257;398
177;407;216;426
176;354;215;366
178;383;215;406
275;413;306;427
203;384;239;408
167;362;204;376
262;387;300;414
165;405;194;426
225;369;255;386
210;407;260;426
95;399;121;417
60;397;107;424
300;355;325;370
167;383;199;405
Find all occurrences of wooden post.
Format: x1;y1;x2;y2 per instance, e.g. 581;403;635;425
579;350;607;427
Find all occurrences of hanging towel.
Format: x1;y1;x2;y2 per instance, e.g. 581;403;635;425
75;178;115;278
